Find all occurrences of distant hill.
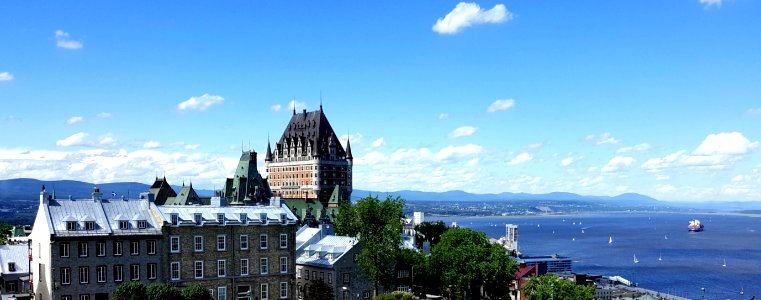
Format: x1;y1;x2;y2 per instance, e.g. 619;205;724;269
0;178;214;201
0;178;658;205
352;189;660;205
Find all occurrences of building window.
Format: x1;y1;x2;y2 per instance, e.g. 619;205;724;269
240;213;247;225
363;291;371;299
114;241;123;256
304;269;309;280
280;257;288;274
119;221;129;230
96;242;106;257
170;236;180;253
260;258;268;275
171;213;179;226
60;243;70;258
195;261;204;279
8;262;16;272
66;221;77;231
130;264;140;281
260;283;269;300
240;259;249;276
217;260;226;277
85;221;95;230
217;213;225;224
320;272;324;281
170;262;180;281
61;267;71;285
137;220;147;229
312;271;316;280
78;242;88;257
80;295;90;300
398;270;410;278
343;272;350;284
327;273;332;284
130;241;140;255
280;282;288;299
195;213;202;225
280;233;288;249
240;235;249;250
217;235;227;251
62;296;72;300
218;286;227;300
194;236;204;252
260;234;268;249
298;284;303;299
147;240;157;255
79;266;89;284
96;265;106;283
114;265;123;282
148;263;157;280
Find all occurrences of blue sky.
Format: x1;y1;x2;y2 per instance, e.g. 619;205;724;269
1;0;760;201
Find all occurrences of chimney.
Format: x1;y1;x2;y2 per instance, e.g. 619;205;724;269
40;185;48;205
92;187;103;202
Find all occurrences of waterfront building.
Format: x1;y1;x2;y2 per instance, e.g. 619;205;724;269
265;105;353;209
156;198;298;300
504;224;519;255
29;186;165;300
516;255;572;274
295;226;371;300
0;244;31;299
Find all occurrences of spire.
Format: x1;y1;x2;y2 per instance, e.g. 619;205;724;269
292;97;296;115
265;138;273;162
320;91;323;112
346;135;353;160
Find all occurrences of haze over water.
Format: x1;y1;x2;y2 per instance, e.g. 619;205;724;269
434;212;761;300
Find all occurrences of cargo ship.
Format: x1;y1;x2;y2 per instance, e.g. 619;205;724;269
688;219;704;232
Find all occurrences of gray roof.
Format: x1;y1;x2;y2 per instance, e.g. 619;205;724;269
45;197;162;237
296;235;357;268
296;226;322;251
0;245;29;275
155;204;298;226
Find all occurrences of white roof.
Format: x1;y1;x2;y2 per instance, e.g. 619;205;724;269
155;204;297;226
296;235;357;268
46;197;162;237
0;245;29;275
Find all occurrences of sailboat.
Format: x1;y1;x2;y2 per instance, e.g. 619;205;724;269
581;229;585;234
723;258;727;267
665;235;668;240
608;236;613;244
658;253;662;261
634;254;639;264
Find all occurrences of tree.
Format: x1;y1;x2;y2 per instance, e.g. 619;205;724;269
147;283;182;300
112;281;147;300
305;279;334;300
429;228;517;300
335;195;405;295
0;223;12;244
522;274;594;300
414;221;447;249
181;283;213;300
373;291;419;300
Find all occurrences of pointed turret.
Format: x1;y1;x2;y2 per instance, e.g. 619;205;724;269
346;136;353;160
265;141;273;162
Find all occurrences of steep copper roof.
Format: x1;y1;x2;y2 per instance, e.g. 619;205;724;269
275;108;346;158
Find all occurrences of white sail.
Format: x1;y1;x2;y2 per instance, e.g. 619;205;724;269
609;236;613;244
633;254;639;264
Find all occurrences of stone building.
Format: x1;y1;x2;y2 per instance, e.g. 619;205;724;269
156;200;298;300
0;244;32;299
265;105;353;207
29;186;164;300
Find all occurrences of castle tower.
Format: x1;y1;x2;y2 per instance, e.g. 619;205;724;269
265;106;352;205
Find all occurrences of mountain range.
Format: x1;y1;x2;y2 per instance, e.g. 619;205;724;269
0;178;659;205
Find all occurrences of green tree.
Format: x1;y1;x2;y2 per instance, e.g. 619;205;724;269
181;283;213;300
305;279;334;300
335;195;405;295
112;281;147;300
414;221;447;249
373;291;419;300
522;274;595;300
147;283;182;300
0;223;12;244
429;228;517;300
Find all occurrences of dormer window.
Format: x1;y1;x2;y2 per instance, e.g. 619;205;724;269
119;221;129;230
326;253;333;260
85;221;95;231
66;221;77;231
137;220;147;229
8;262;16;272
170;213;179;226
240;213;247;225
280;213;287;224
194;213;202;225
260;213;267;224
217;213;225;225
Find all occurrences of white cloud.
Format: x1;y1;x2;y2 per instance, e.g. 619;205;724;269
433;2;513;35
67;116;84;125
288;100;307;112
642;132;758;172
143;141;161;149
579;176;603;188
0;72;13;82
656;184;677;193
339;133;363;147
586;132;619;145
693;132;758;155
185;144;200;150
616;143;652;153
98;134;117;147
55;30;83;49
602;156;635;173
561;157;576;167
271;104;282;112
97;112;112;119
449;126;478;138
508;152;532;165
487;99;516;113
699;0;722;7
178;94;224;111
56;132;88;147
438;113;449;120
371;137;385;148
